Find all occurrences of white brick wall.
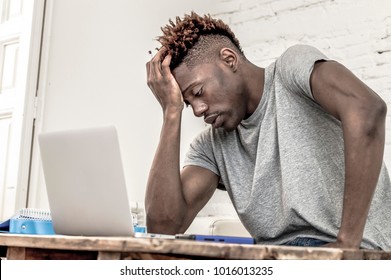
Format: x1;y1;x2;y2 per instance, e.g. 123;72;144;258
211;0;391;166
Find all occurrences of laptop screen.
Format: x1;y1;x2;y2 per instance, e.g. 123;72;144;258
38;125;134;236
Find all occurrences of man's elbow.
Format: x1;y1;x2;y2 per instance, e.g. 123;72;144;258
370;95;387;117
357;97;387;138
145;210;185;235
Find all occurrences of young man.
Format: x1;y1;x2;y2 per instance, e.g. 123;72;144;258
145;12;391;250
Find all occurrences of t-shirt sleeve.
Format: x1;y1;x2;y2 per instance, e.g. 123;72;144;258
183;128;220;177
277;44;329;100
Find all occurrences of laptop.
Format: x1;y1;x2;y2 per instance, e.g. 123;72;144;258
38;125;255;244
38;125;134;236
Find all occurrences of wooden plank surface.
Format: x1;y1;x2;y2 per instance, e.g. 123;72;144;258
0;233;389;260
7;247;26;260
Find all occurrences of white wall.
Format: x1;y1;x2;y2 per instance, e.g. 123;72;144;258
29;0;233;213
211;0;391;166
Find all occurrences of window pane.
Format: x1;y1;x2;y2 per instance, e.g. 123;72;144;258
0;41;19;92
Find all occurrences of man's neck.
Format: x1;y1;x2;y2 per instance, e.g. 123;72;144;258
244;63;265;118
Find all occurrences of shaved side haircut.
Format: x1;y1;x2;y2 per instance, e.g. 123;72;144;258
158;12;245;70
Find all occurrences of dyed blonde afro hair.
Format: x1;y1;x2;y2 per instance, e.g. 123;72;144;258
158;12;244;69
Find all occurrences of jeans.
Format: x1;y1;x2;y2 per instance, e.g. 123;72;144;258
283;237;329;247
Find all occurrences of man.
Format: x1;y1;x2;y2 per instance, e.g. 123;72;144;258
145;12;391;249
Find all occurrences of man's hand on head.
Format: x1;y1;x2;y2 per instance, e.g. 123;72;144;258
146;47;184;116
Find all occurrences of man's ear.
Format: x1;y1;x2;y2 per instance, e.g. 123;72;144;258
219;48;238;72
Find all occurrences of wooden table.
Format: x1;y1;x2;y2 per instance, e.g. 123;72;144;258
0;233;390;260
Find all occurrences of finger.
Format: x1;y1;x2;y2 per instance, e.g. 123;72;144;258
151;47;166;64
146;59;158;83
146;61;150;76
161;53;172;77
146;61;153;86
150;48;166;77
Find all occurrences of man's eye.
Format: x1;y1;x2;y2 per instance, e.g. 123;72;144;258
195;88;202;96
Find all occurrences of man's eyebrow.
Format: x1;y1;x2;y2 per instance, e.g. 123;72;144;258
182;82;197;97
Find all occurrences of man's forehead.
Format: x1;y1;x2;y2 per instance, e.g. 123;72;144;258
172;62;191;78
172;63;198;92
173;60;216;80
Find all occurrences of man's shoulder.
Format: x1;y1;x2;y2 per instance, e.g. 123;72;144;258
274;44;329;79
278;44;324;64
191;125;242;149
283;44;319;54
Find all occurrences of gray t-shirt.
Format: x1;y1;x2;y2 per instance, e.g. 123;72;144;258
184;44;391;250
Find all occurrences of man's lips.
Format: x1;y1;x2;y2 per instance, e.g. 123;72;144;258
204;113;223;128
204;113;219;125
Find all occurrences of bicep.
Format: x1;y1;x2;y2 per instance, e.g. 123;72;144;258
179;165;219;231
310;61;384;122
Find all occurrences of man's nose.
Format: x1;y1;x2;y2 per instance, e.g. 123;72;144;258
192;102;208;117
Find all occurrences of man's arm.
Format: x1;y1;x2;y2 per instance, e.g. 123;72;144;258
310;61;387;249
145;48;219;234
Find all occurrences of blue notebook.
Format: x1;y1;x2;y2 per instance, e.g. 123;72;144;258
176;234;256;244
